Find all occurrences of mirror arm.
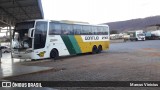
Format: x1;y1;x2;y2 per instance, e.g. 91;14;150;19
28;28;35;38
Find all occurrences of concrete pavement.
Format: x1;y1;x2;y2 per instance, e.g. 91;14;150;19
0;53;53;80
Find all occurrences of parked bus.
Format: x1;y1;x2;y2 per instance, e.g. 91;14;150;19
12;19;110;60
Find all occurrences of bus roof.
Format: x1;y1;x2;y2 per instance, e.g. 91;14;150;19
17;19;109;27
50;20;109;27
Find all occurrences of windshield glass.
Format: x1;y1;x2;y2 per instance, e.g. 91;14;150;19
13;21;35;49
138;33;144;36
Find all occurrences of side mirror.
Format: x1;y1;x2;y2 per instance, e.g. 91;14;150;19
28;28;34;38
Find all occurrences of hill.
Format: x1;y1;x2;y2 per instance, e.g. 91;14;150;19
104;15;160;32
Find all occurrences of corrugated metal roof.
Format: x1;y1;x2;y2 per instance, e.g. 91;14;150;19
0;0;44;27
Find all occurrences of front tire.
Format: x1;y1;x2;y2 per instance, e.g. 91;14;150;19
50;49;59;60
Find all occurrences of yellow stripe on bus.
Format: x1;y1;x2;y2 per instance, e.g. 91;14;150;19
74;35;110;53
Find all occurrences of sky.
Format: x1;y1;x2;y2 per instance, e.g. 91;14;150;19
41;0;160;24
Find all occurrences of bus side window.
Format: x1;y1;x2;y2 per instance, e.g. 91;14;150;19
49;23;61;35
54;24;61;34
103;27;108;35
101;26;104;34
49;23;54;35
81;25;85;35
92;26;98;35
68;24;74;35
73;25;81;35
82;25;90;35
54;24;61;35
88;25;92;35
70;24;74;34
61;24;73;35
97;26;103;35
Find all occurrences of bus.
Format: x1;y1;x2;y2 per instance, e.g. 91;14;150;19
12;19;110;60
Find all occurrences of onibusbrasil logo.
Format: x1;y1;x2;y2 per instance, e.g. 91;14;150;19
1;82;42;87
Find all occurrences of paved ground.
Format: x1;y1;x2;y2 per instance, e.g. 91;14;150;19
0;53;53;80
110;39;124;43
1;40;160;90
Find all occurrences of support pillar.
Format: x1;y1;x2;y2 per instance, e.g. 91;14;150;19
9;26;13;63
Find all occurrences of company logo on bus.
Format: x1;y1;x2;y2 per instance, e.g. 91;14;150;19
81;35;109;42
85;36;99;40
37;51;46;57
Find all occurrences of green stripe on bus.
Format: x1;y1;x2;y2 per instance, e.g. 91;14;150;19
61;35;76;55
68;35;82;54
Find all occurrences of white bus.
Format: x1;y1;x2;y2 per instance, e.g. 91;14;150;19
12;19;110;60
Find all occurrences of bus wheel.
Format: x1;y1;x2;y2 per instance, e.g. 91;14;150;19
97;45;102;53
50;49;59;60
92;45;98;54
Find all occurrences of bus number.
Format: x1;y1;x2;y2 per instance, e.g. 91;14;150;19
102;36;108;39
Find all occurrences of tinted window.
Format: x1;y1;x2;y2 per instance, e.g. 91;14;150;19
97;26;103;35
88;26;92;35
82;25;90;35
73;25;82;35
103;26;108;35
96;26;109;35
92;26;98;35
61;24;73;35
49;23;61;35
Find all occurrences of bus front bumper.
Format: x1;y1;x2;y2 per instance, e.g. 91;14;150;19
12;52;32;59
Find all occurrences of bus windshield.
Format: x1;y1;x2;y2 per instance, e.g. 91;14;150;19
13;21;35;49
138;33;145;36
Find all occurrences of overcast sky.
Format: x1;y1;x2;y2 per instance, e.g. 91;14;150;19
41;0;160;24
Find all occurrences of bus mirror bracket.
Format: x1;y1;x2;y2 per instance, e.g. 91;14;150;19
28;28;34;38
